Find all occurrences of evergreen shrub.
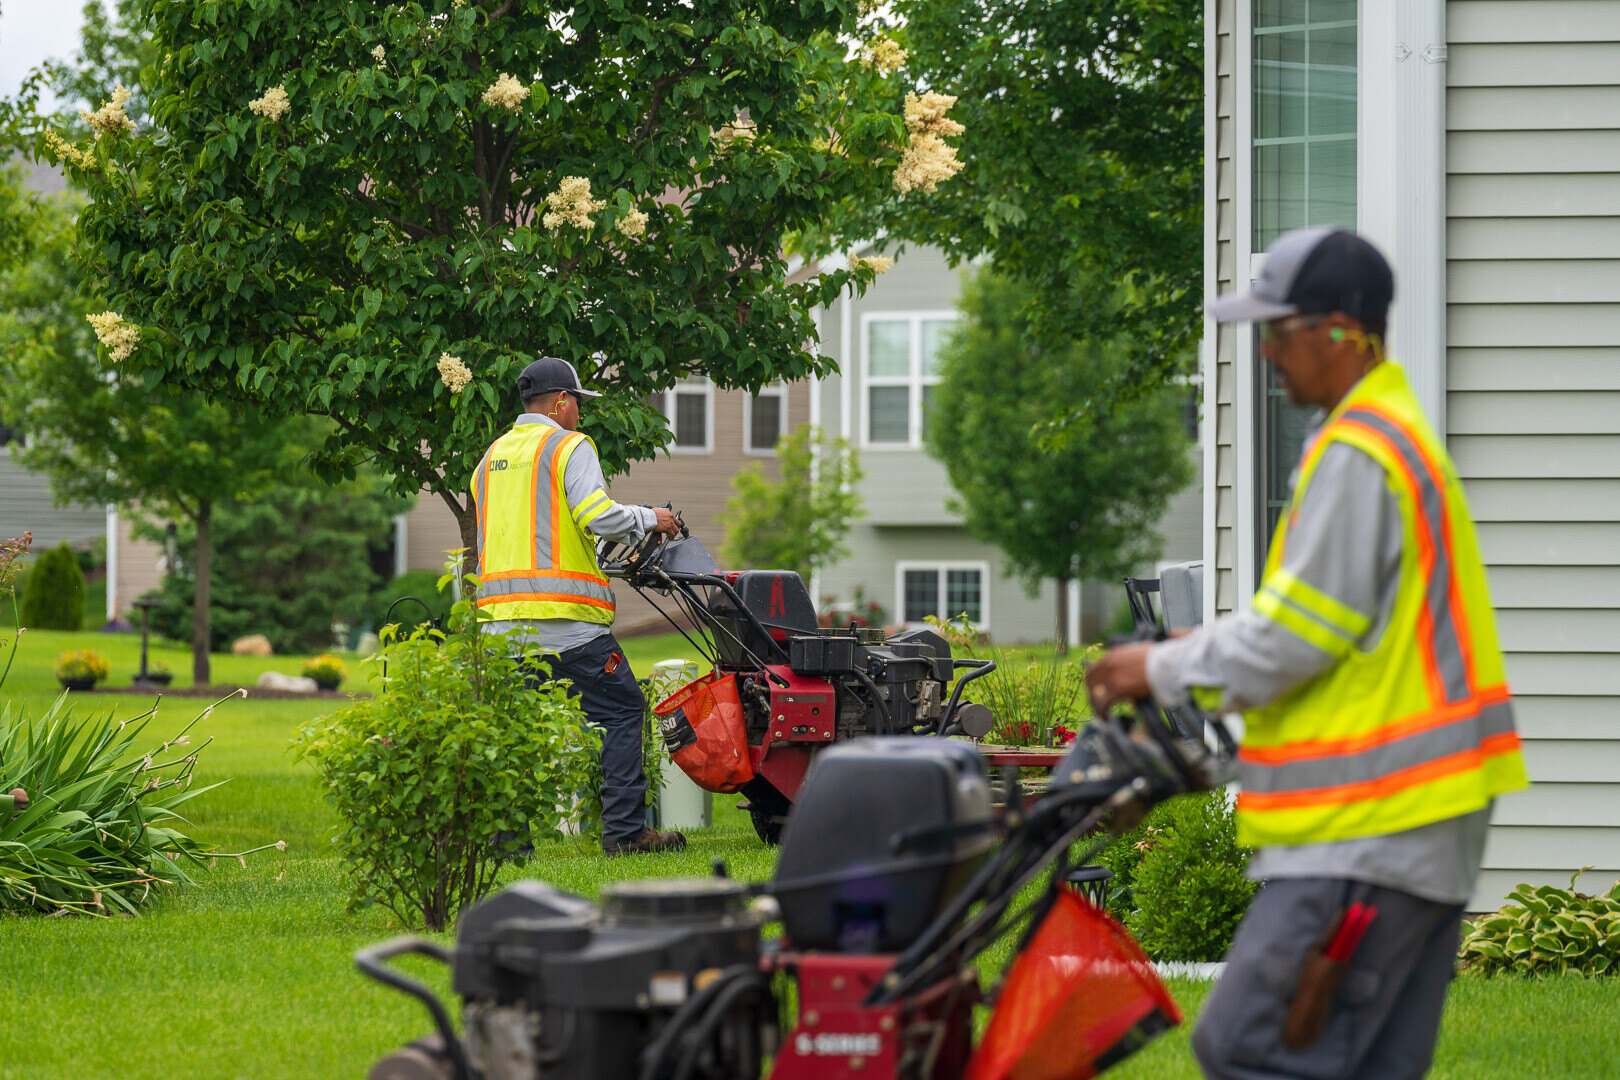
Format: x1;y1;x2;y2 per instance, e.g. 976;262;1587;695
1099;788;1259;962
19;542;84;631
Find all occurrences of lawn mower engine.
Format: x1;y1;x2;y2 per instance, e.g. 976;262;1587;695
600;528;995;845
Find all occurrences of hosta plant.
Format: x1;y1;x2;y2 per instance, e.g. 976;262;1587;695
1459;869;1620;976
0;693;272;915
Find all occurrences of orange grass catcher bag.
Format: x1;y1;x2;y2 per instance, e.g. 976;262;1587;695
965;889;1181;1080
653;671;755;794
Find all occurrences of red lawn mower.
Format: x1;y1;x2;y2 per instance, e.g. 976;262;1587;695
591;521;1005;844
356;681;1238;1080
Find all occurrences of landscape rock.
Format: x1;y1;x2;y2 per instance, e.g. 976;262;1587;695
232;634;274;657
356;631;381;655
257;671;318;693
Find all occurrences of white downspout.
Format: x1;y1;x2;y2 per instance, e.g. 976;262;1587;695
105;507;119;622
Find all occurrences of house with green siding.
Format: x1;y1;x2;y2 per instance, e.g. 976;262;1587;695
1206;0;1620;906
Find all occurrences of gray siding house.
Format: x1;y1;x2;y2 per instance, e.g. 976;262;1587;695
1206;0;1620;906
807;245;1202;645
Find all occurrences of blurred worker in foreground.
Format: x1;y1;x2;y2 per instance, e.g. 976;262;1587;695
1086;227;1528;1080
473;356;685;856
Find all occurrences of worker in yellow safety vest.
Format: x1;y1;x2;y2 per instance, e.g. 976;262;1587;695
1087;227;1527;1080
473;356;685;856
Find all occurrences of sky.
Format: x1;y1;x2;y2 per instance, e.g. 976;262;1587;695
0;0;102;114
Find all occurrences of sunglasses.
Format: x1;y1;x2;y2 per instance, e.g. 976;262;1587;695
1259;314;1324;343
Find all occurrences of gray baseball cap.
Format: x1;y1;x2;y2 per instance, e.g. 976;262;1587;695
1208;226;1394;328
516;356;602;400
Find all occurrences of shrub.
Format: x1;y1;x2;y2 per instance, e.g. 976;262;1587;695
367;569;454;634
0;694;263;915
928;617;1096;747
818;584;887;629
1109;789;1259;962
54;650;110;683
1459;870;1620;977
293;573;600;931
19;541;84;631
302;654;345;686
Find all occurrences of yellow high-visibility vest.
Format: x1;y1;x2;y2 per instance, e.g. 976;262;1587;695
471;421;615;625
1237;362;1528;847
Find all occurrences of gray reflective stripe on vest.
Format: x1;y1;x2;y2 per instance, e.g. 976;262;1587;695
1240;699;1516;795
1337;409;1471;703
477;574;613;604
473;451;489;557
531;430;580;569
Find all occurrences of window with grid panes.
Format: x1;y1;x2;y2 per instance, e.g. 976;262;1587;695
901;564;985;626
1253;0;1355;560
747;385;786;453
865;315;954;446
652;379;712;452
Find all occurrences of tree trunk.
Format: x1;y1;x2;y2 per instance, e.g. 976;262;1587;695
1055;577;1070;657
193;501;212;685
440;489;479;569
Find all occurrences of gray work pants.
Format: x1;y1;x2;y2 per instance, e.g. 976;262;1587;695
1193;877;1465;1080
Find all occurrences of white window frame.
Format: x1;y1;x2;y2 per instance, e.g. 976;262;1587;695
860;311;956;450
742;381;789;456
656;377;714;454
895;560;991;631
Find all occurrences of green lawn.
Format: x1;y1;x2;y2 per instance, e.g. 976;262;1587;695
2;626;1616;1079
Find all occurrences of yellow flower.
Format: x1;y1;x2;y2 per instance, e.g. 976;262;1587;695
85;312;141;361
80;85;135;137
614;208;649;239
853;255;893;275
482;73;531;112
714;114;757;147
438;353;473;393
861;39;907;75
44;130;97;170
541;176;606;230
903;91;964;138
249;85;291;121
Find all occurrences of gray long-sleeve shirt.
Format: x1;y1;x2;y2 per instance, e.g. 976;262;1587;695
484;413;656;654
1146;411;1490;905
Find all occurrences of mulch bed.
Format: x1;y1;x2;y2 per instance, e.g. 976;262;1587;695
73;684;371;700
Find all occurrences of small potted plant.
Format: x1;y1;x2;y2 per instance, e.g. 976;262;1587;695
302;653;345;692
56;650;110;691
136;660;173;687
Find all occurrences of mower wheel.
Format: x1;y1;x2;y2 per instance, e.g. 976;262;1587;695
749;804;787;846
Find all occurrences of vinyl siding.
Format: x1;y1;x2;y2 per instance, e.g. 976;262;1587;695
0;447;106;551
1446;0;1620;907
1210;0;1239;614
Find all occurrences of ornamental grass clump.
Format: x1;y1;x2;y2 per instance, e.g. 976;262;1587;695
1460;870;1620;976
0;693;266;916
293;564;601;931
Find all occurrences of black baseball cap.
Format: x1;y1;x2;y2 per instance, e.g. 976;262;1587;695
1208;226;1394;329
516;356;601;401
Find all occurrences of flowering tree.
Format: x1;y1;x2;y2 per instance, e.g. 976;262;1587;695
0;172;286;683
825;0;1203;415
37;0;962;556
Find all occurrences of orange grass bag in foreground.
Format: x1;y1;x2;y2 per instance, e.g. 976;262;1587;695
653;671;755;793
966;889;1182;1080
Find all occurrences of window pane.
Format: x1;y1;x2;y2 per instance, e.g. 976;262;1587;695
868;386;911;443
1308;136;1357;229
904;569;940;623
868;321;911;378
920;320;953;377
945;570;982;624
1254;141;1307;246
1254;31;1306;141
1255;0;1307;28
674;391;707;447
1309;24;1357;135
920;384;936;441
749;393;782;452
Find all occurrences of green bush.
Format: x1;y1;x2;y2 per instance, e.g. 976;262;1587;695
18;541;84;631
367;569;454;634
1102;789;1259;962
0;695;241;915
1460;871;1620;977
292;577;601;931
